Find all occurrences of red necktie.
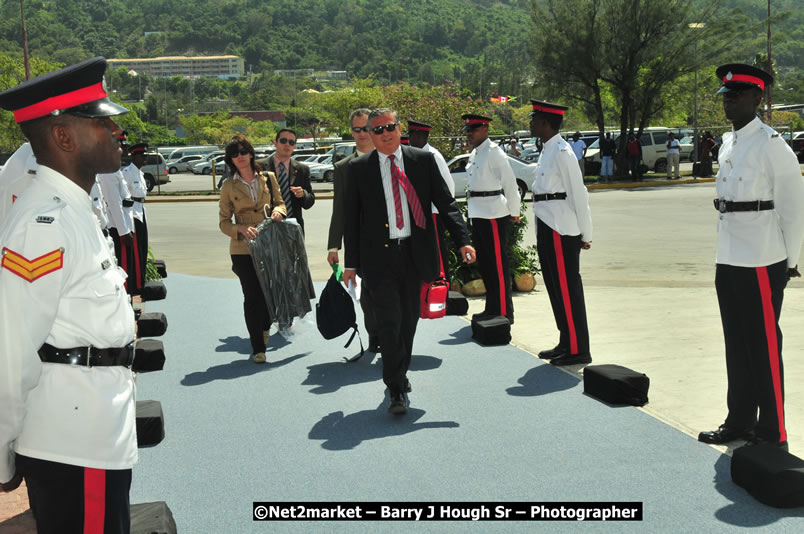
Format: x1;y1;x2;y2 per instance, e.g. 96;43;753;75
388;155;426;229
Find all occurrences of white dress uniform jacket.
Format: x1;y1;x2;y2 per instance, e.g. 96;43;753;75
465;138;519;219
424;143;456;213
531;134;593;241
715;117;804;268
0;143;37;228
90;177;109;230
0;166;137;484
121;162;147;223
98;170;135;235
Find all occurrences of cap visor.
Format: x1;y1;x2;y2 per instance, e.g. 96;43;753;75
65;98;130;118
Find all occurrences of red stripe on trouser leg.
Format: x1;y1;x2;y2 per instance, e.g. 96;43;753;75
756;266;786;442
553;230;578;354
83;468;106;534
120;238;128;291
132;232;142;288
490;219;506;317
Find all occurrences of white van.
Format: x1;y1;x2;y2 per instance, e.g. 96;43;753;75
584;128;693;174
166;146;219;162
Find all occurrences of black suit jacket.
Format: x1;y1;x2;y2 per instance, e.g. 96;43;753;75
326;152;357;251
258;155;315;232
344;146;470;283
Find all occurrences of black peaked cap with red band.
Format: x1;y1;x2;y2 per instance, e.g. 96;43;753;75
400;136;410;145
461;114;491;132
129;143;148;155
529;99;568;117
715;64;773;95
0;56;129;123
407;120;432;133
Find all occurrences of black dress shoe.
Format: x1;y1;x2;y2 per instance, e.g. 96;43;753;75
746;435;789;452
388;392;408;415
368;337;380;353
538;346;565;360
697;425;754;445
550;352;592;366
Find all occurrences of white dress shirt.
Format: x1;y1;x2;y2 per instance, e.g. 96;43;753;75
378;147;411;239
465;138;519;219
0;143;37;229
715;117;804;268
0;166;137;483
424;143;456;213
570;139;586;160
121;162;147;222
531;134;593;241
98;170;135;235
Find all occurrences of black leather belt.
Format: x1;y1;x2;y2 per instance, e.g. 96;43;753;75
533;192;567;202
387;237;410;247
713;199;774;213
468;189;503;198
122;199;134;207
38;343;135;367
131;197;145;203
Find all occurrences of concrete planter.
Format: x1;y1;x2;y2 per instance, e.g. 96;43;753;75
514;272;536;292
462;279;486;296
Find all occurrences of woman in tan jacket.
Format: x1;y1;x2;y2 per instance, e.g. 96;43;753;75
219;135;286;363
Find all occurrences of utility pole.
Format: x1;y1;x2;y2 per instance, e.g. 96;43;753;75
766;0;773;122
20;0;30;80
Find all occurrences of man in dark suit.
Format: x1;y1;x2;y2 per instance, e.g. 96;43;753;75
343;108;476;415
258;128;315;234
326;108;381;352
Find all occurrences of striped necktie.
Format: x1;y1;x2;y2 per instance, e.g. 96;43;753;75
388;155;426;229
277;162;294;218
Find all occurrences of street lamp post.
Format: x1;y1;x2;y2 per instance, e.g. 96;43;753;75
689;23;705;172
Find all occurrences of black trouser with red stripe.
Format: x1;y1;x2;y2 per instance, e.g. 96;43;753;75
716;260;788;443
16;454;131;534
134;215;148;283
536;218;590;356
109;227;142;296
472;216;513;321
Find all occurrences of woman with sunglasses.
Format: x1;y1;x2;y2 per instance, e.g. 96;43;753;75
219;135;286;364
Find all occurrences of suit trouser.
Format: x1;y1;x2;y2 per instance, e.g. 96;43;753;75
536;218;590;355
134;214;148;281
716;260;788;442
17;454;131;534
231;254;271;354
359;276;379;341
109;227;142;295
434;213;450;282
365;240;420;395
472;216;513;320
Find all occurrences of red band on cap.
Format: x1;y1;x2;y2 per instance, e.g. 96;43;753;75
466;119;490;126
531;104;565;115
129;148;146;154
12;82;108;123
408;125;431;132
724;74;765;90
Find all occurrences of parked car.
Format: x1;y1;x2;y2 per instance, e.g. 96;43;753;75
309;162;335;182
446;153;537;201
790;131;804;162
120;152;169;192
192;155;227;175
168;155;204;174
332;141;357;163
584;128;693;174
165;146;219;163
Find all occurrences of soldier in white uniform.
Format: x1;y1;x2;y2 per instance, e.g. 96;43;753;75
407;119;456;281
99;146;142;295
0;57;137;534
698;64;804;450
0;143;37;228
462;113;520;323
529;100;593;367
122;142;149;283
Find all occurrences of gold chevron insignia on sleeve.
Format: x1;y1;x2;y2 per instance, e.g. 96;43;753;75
1;247;64;283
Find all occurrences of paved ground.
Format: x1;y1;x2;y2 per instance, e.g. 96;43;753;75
3;175;803;531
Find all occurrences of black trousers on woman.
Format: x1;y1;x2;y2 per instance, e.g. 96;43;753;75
231;254;271;354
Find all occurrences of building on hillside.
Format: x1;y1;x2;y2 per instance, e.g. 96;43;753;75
108;56;244;79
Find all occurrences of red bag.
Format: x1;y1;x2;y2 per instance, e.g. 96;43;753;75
420;213;449;319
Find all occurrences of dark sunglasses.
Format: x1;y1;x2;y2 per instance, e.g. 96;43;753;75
351;126;370;133
371;123;399;135
235;148;250;156
278;138;296;146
